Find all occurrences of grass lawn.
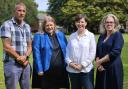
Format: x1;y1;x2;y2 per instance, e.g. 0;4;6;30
0;33;128;89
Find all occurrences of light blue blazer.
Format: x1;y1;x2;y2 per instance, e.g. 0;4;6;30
32;31;67;73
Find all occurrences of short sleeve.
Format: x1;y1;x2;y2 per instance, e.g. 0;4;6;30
0;22;11;38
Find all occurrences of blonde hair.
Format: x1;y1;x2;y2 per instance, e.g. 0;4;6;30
42;15;56;32
15;2;26;11
99;14;120;33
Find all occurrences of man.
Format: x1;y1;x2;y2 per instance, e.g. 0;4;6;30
0;2;32;89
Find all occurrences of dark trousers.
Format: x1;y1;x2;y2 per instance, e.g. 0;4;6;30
69;70;93;89
89;68;94;88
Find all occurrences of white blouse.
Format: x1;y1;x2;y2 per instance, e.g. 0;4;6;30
65;30;96;73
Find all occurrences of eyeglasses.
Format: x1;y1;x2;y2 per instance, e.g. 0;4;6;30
105;21;115;24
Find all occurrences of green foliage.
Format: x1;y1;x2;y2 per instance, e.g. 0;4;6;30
48;0;128;33
0;0;38;26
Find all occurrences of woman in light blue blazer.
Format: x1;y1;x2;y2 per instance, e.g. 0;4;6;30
32;15;69;89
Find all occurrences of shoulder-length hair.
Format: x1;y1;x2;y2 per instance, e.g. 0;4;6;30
42;15;56;32
99;13;120;34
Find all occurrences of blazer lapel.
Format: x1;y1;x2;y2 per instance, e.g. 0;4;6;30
45;34;53;48
56;32;63;48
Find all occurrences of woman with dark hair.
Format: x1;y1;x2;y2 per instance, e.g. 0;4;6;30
32;15;69;89
95;14;124;89
65;14;96;89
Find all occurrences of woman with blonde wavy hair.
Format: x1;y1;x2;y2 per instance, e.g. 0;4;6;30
32;15;69;89
95;13;124;89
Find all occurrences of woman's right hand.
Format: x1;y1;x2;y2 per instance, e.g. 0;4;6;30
38;72;44;76
69;62;82;71
96;57;105;71
98;65;105;72
95;57;101;68
69;62;77;69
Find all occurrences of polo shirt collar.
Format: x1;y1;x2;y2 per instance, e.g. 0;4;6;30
11;17;25;27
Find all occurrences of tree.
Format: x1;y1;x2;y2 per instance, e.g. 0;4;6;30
48;0;128;33
0;0;38;27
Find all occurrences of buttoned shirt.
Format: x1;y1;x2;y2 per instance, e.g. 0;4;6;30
0;17;32;61
65;29;96;73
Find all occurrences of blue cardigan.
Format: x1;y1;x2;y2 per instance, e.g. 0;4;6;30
32;31;67;73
